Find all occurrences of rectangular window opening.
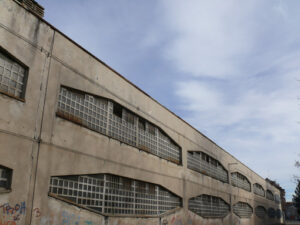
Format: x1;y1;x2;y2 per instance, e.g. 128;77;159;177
0;165;13;191
113;103;123;118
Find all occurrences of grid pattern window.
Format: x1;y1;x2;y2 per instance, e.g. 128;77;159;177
138;120;157;156
49;174;181;216
108;102;137;146
57;87;108;135
253;183;265;197
276;209;281;219
188;195;230;218
231;172;251;192
233;202;253;218
266;190;274;201
255;206;266;219
0;165;12;191
57;87;181;164
157;130;180;164
187;151;228;183
268;208;275;218
274;194;280;203
0;51;27;99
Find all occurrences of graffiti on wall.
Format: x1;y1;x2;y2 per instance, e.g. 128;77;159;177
0;201;26;225
37;210;96;225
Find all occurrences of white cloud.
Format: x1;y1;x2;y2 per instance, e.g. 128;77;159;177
161;0;300;200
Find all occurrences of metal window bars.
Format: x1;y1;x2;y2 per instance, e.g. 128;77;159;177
255;206;266;219
49;174;181;216
0;51;27;99
187;152;228;183
188;195;230;218
253;183;265;197
231;172;251;192
233;202;253;218
266;190;274;201
57;87;181;164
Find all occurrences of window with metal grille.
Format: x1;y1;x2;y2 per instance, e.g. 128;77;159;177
268;208;275;218
188;194;230;218
255;206;266;219
233;202;253;218
253;183;265;197
274;194;280;203
57;87;182;164
187;151;228;183
266;190;274;201
276;209;281;219
49;173;181;216
0;165;12;191
0;49;28;100
231;172;251;192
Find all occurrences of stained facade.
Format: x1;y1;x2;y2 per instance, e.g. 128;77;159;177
0;0;283;225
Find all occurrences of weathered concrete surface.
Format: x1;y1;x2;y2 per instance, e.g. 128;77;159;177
0;0;283;225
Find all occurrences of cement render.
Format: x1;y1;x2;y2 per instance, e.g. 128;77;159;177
0;0;283;224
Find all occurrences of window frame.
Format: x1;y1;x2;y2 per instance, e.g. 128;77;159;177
0;165;13;192
0;46;29;102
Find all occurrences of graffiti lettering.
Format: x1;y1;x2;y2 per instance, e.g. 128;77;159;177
0;202;25;216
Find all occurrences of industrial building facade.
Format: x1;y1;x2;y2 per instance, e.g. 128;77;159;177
0;0;282;224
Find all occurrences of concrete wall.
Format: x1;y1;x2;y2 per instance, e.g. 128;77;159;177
0;0;282;224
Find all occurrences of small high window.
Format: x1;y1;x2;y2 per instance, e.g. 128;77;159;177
0;165;12;191
0;49;28;100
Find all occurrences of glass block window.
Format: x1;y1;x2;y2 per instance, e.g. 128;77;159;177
231;172;251;192
108;102;137;146
255;206;266;219
49;173;181;216
233;202;253;218
253;183;265;197
187;151;228;183
138;120;157;156
266;190;274;201
0;50;27;99
157;129;180;164
268;208;275;218
276;209;281;219
274;194;280;203
57;86;181;164
57;87;108;134
0;165;13;191
188;195;230;218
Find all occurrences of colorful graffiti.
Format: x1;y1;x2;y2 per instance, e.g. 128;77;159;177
0;201;26;225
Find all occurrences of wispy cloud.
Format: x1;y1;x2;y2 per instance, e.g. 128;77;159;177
161;0;300;200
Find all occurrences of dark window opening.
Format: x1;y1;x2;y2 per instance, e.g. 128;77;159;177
138;118;146;130
113;103;123;118
0;165;12;191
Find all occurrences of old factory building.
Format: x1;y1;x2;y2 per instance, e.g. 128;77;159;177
0;0;283;224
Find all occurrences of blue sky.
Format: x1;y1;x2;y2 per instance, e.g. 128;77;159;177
38;0;300;201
